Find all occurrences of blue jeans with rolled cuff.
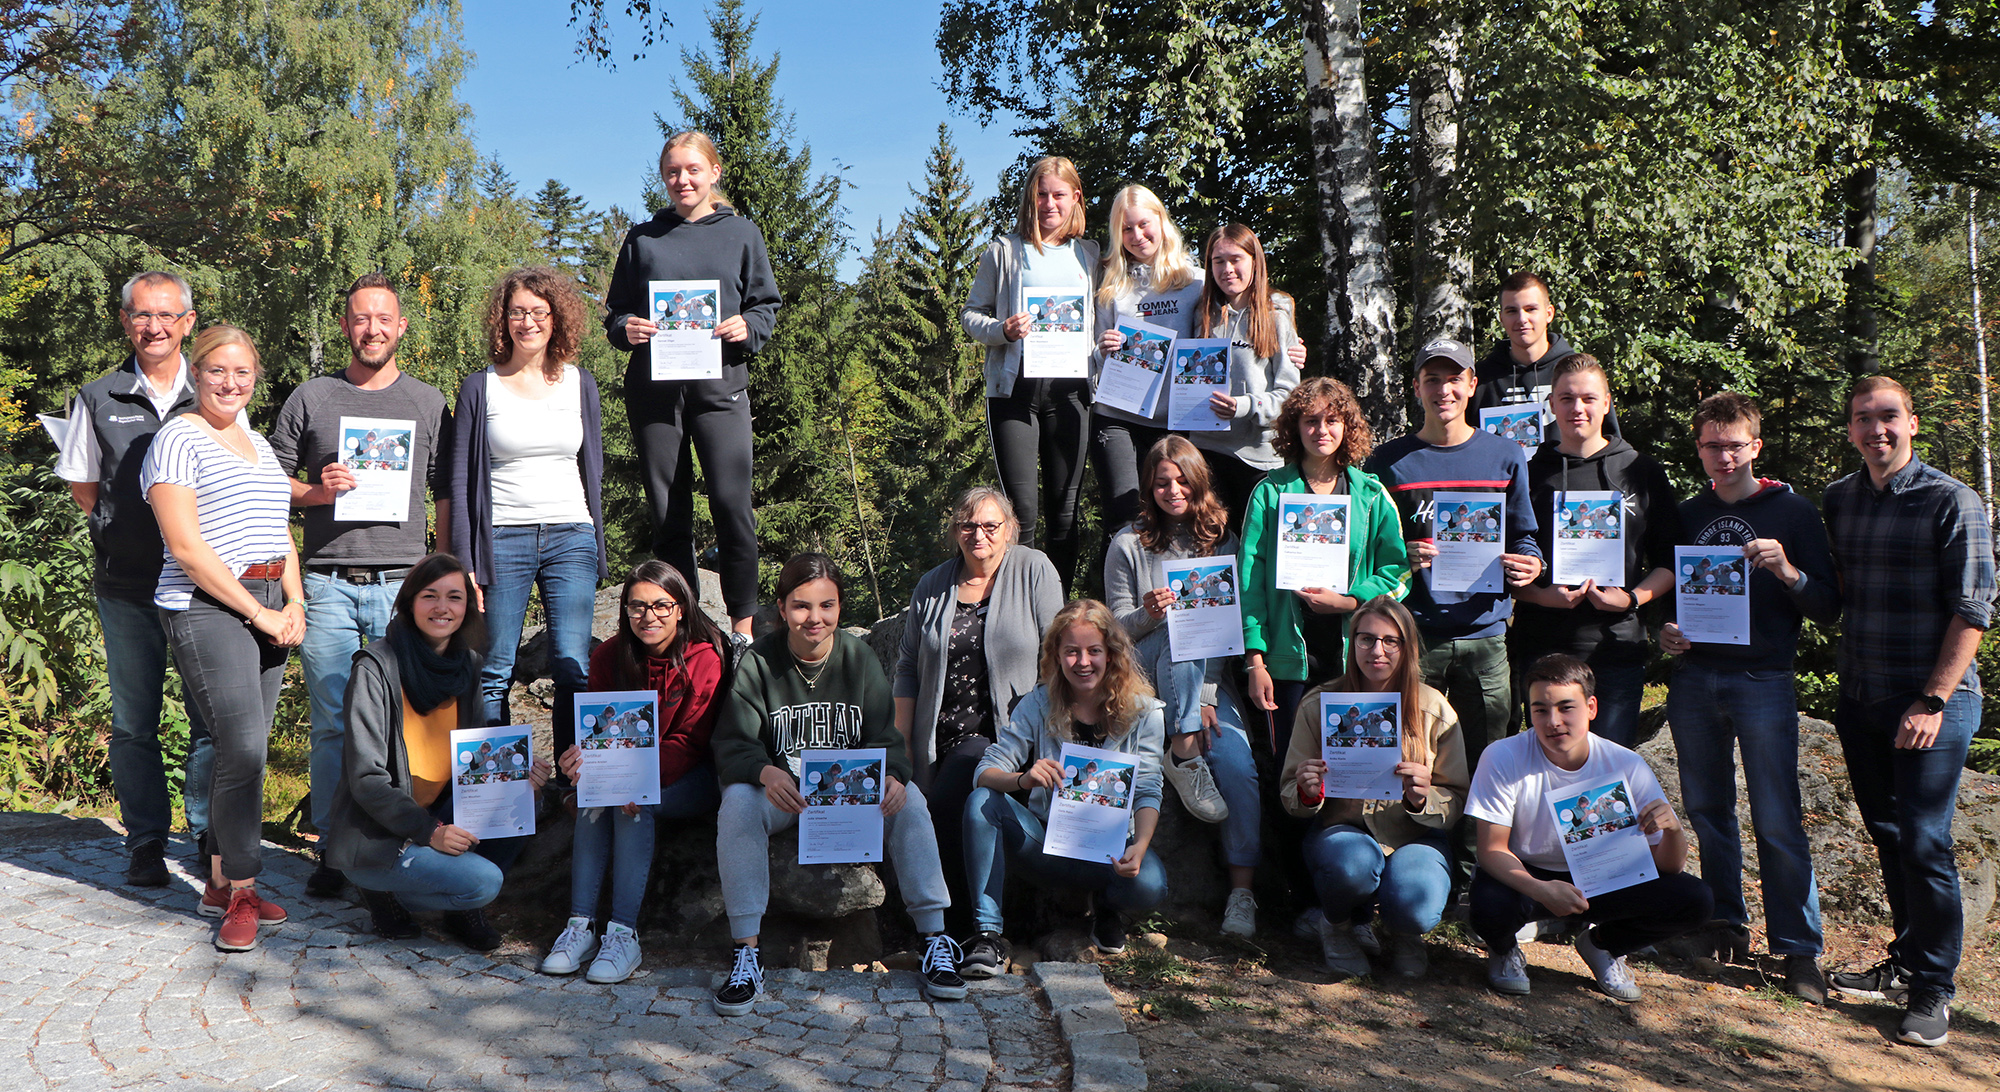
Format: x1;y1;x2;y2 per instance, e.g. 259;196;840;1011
569;763;722;929
963;786;1169;934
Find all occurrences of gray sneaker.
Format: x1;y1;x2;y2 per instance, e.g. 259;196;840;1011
1486;944;1531;995
1162;754;1228;823
586;922;642;984
1386;934;1429;979
1220;889;1257;938
1318;918;1370;979
1575;929;1642;1002
1352;920;1382;956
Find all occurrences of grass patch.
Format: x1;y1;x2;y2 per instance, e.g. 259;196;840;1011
1745;984;1806;1010
1494;1032;1536;1055
1117;948;1201;987
1712;1029;1785;1060
1431;920;1481;949
1208;997;1251;1013
1141;994;1205;1020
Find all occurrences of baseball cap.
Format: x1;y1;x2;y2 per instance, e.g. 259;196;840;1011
1414;337;1474;374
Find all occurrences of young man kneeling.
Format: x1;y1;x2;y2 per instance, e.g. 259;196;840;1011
1465;654;1712;1000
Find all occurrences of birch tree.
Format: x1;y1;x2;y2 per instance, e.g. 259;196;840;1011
1409;0;1471;345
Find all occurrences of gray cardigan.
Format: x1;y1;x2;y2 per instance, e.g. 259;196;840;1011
1102;524;1239;707
974;686;1166;835
962;233;1104;399
894;543;1064;789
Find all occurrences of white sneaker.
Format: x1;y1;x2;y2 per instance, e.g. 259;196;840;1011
1576;929;1641;1002
539;916;598;975
1487;944;1531;995
1387;934;1429;979
1220;889;1256;938
586;922;642;984
1318;917;1370;979
1162;754;1228;823
1352;920;1382;956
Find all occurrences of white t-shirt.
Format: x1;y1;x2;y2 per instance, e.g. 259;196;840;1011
485;366;591;526
140;418;294;611
1464;731;1666;872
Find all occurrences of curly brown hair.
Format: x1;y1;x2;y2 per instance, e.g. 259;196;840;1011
483;266;587;377
1134;435;1229;556
1271;376;1373;468
1037;600;1155;741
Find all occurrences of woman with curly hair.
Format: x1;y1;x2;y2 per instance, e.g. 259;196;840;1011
448;266;608;765
958;600;1168;976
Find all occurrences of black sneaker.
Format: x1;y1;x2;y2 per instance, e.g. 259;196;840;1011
1899;989;1950;1047
714;944;764;1016
1783;954;1827;1005
1092;908;1127;956
305;859;347;899
126;840;170;887
360;889;421;940
1830;958;1910;1002
921;933;968;1000
961;932;1008;980
441;908;503;951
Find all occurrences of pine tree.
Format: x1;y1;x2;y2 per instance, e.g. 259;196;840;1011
531;178;594;276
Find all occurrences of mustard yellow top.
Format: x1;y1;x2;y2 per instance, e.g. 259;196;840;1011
403;694;457;808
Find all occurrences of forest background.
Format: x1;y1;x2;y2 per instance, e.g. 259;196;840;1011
0;0;1995;813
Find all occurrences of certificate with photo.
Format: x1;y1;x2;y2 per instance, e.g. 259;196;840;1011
648;279;724;381
1161;554;1245;661
1167;338;1232;431
1274;493;1350;592
332;416;415;523
1479;404;1545;452
1044;742;1137;864
449;725;537;841
1429;492;1506;594
573;690;662;809
798;748;887;865
1095;317;1174;418
1316;692;1403;800
1551;490;1625;587
1674;546;1751;644
1545;778;1659;897
1021;290;1089;378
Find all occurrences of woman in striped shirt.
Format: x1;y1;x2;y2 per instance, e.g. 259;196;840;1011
143;325;304;953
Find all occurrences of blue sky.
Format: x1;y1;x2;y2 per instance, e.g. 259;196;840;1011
458;1;1026;279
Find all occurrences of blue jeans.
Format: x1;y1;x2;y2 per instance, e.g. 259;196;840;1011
1835;688;1980;997
1204;691;1262;869
1303;825;1453;936
481;524;599;751
300;570;399;833
1588;659;1646;750
1667;662;1822;955
346;845;505;913
963;786;1169;934
98;594;212;850
1135;628;1207;739
570;763;722;928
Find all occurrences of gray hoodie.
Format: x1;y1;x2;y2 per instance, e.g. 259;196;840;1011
1187;298;1301;470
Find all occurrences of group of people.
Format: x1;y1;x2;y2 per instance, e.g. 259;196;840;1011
57;139;1992;1047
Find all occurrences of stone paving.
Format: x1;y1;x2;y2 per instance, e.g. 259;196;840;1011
0;831;1076;1092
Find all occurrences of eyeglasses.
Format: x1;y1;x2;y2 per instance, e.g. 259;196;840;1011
505;307;552;323
956;520;1005;538
624;600;681;619
1354;633;1404;651
1698;441;1754;456
125;309;191;327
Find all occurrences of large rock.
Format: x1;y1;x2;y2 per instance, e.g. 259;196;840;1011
1640;715;2000;945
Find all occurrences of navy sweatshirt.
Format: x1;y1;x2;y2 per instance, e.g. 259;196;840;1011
601;206;782;399
1673;479;1840;673
1471;333;1622;437
1364;429;1541;642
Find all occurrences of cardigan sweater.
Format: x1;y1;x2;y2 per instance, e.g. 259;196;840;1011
1278;682;1466;850
446;366;609;585
962;233;1104;399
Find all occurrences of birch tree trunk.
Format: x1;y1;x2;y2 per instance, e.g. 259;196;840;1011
1971;186;1992;520
1302;0;1403;436
1844;162;1879;374
1410;1;1471;344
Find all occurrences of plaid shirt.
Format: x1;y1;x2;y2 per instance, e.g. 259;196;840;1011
1824;457;1997;703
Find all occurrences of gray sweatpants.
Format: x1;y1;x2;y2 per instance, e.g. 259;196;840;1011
717;780;951;940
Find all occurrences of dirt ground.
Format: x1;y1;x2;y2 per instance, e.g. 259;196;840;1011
1089;914;2000;1092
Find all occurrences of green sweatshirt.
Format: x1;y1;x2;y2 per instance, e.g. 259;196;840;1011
712;629;910;787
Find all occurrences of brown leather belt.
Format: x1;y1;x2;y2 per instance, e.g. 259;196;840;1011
239;560;287;581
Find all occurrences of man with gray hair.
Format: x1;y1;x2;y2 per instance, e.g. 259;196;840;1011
55;271;215;886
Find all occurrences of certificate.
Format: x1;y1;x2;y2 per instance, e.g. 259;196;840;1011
1479;404;1545;452
449;725;537;840
1043;742;1136;864
574;691;662;809
1429;491;1505;594
1674;546;1750;644
1095;317;1174;418
1546;778;1658;897
798;748;886;864
648;279;723;381
332;416;415;523
1274;493;1350;592
1551;490;1625;587
1167;338;1232;431
1161;554;1244;661
1316;692;1403;800
1021;290;1089;378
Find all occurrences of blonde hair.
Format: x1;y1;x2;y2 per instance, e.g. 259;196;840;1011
1014;156;1086;252
660;130;731;208
190;325;261;379
1038;600;1155;741
1097;185;1197;307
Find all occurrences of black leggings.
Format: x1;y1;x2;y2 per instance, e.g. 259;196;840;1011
1091;418;1172;533
626;381;759;620
987;379;1091;593
1199;449;1269;538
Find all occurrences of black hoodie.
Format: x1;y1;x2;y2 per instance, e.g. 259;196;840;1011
1674;479;1840;673
1515;436;1681;663
1471;333;1622;437
602;205;783;399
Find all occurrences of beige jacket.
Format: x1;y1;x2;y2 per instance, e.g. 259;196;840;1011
1278;682;1467;852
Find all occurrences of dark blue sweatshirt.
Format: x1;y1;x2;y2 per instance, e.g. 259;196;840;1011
1674;479;1839;673
602;206;782;399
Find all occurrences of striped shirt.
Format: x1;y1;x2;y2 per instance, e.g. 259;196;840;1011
1824;456;1997;703
140;417;293;611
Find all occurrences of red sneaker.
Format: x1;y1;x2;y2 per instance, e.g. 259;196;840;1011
215;887;265;952
201;883;287;925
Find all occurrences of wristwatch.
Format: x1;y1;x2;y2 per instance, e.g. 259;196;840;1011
1919;692;1947;715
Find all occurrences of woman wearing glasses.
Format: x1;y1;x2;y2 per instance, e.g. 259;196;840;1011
539;561;727;984
448;267;609;772
894;485;1063;942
